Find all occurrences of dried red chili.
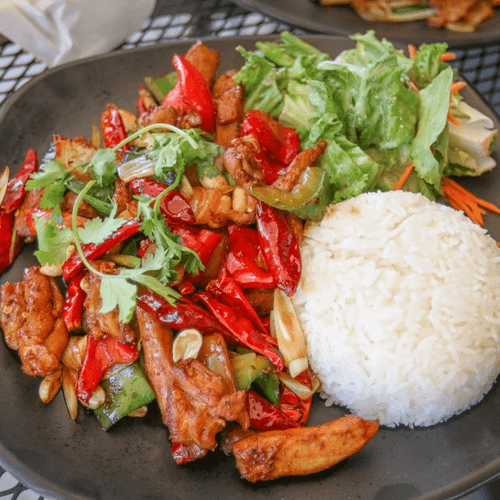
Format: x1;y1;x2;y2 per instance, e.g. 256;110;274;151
101;104;130;152
246;390;300;432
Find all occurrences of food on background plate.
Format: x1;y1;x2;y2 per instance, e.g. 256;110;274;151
293;190;500;427
0;31;498;482
313;0;500;33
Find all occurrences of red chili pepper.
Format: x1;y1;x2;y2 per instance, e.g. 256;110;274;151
195;291;283;372
162;54;215;133
240;110;300;165
225;224;274;289
76;335;139;403
246;390;300;432
0;212;16;275
101;104;130;152
172;225;221;268
1;149;39;213
253;149;287;185
62;219;141;281
137;290;232;338
62;270;87;331
171;442;207;465
279;370;313;426
255;202;301;296
129;177;195;225
207;268;268;336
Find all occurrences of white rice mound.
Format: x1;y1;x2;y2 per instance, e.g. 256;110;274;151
292;190;500;428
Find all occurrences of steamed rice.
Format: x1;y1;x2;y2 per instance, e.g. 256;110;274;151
292;190;500;427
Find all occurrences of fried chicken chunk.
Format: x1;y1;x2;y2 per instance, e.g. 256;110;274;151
0;266;69;377
137;307;247;451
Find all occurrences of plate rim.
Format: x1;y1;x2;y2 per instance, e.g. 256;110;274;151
0;34;500;500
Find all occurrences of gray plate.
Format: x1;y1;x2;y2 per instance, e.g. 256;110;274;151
233;0;500;49
0;36;499;500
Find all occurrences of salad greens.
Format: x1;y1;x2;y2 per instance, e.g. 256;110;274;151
234;31;498;216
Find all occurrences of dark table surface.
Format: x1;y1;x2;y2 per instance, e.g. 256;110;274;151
0;1;499;499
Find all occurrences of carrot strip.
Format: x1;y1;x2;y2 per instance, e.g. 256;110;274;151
440;52;456;61
447;112;461;126
450;81;467;94
441;177;500;227
393;163;415;191
408;44;417;59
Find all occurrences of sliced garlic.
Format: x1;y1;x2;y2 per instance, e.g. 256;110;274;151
172;328;203;363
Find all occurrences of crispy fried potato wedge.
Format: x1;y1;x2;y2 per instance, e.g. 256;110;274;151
232;414;379;482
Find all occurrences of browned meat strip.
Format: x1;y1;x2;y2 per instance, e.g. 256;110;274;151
223;136;264;187
273;140;327;191
185;41;221;89
136;307;247;451
0;266;69;377
84;261;137;344
232;415;379;482
113;178;133;216
213;71;245;149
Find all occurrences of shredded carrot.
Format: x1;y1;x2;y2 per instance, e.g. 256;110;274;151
447;111;461;126
408;44;417;59
440;52;456;61
450;81;467;94
442;177;500;227
393;163;415;191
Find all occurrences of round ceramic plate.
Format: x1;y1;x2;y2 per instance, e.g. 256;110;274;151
0;35;500;500
233;0;500;49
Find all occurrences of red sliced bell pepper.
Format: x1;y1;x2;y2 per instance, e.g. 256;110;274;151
279;370;313;426
172;225;222;268
62;269;87;332
62;219;141;281
1;149;38;213
225;223;274;289
195;291;283;372
129;177;195;225
255;202;301;296
137;290;232;338
207;267;268;336
0;212;16;275
101;104;130;152
240;110;300;165
162;54;215;133
76;335;139;403
246;390;300;432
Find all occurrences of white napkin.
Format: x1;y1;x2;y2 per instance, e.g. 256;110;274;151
0;0;156;67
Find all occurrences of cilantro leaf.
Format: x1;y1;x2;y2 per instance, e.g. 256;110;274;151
89;148;118;186
26;160;71;216
34;216;73;266
99;275;138;324
78;202;126;245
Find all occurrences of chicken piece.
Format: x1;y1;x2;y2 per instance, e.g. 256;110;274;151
53;135;97;182
113;178;133;216
61;191;100;219
0;266;69;377
84;261;137;344
223;136;264;187
139;103;179;127
176;109;204;130
185;41;221;89
13;188;44;242
273;139;327;191
137;307;247;451
232;414;379;482
213;70;246;149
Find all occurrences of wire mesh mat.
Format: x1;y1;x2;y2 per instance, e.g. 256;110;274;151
1;0;498;115
0;1;499;499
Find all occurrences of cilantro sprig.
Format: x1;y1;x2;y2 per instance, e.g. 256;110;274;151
71;181;180;323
